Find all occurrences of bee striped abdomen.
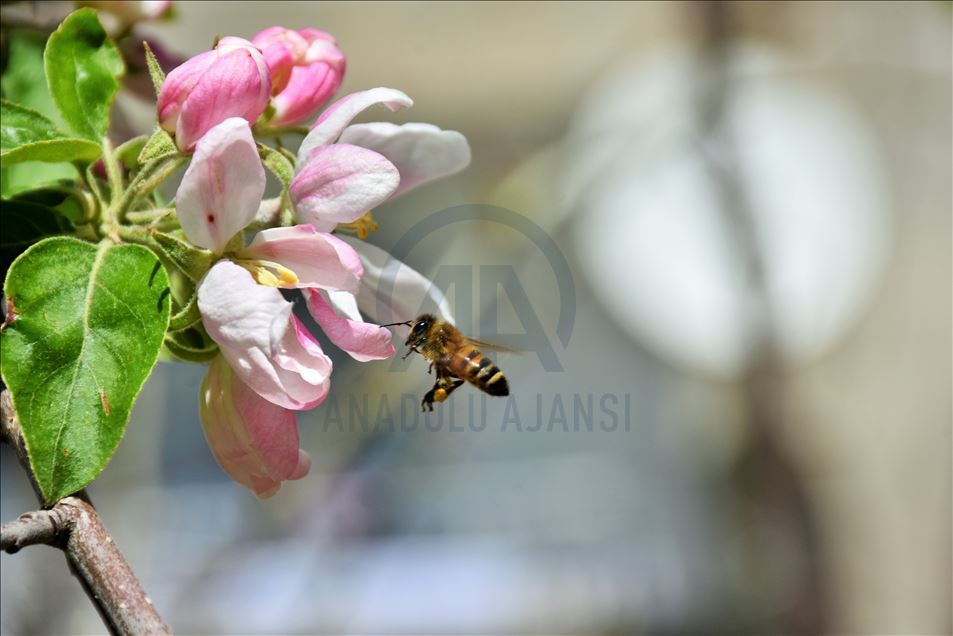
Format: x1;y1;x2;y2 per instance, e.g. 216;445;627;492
448;345;509;397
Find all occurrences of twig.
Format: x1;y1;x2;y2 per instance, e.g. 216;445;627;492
1;390;172;635
0;510;59;553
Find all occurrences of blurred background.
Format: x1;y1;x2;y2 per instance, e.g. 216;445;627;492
1;1;950;633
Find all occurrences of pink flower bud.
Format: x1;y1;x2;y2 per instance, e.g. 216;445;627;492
157;37;271;151
251;26;309;94
252;27;345;127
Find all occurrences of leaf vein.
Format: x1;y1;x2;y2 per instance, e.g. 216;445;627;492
93;281;148;331
47;242;109;491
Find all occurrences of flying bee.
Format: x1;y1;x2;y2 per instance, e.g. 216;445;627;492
383;314;510;412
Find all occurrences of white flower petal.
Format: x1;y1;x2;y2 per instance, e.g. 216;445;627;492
339;122;471;198
176;118;265;253
339;236;454;331
198;261;330;409
288;144;399;230
297;87;413;164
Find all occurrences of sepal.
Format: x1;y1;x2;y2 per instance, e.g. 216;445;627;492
138;127;178;164
153;230;214;282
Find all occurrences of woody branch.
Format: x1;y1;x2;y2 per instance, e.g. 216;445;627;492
0;390;171;636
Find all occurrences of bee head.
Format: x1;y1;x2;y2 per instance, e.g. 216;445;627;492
406;314;435;347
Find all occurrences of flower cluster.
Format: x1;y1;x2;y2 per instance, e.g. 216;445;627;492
159;27;468;497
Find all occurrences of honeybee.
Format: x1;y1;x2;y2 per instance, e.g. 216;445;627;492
384;314;510;412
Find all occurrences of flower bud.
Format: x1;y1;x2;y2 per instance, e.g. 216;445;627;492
157;37;271;151
252;27;345;127
200;356;311;498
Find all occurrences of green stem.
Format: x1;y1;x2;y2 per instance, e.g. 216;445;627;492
113;225;159;249
126;208;175;224
113;155;187;222
150;218;181;232
135;155;187;197
101;137;124;211
253;124;311;138
80;162;105;219
279;192;295;227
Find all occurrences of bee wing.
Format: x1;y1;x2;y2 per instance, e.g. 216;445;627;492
464;337;523;354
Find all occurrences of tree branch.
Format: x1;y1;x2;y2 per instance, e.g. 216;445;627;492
1;390;172;635
0;510;60;553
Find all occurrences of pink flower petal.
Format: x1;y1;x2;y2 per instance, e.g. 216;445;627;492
272;317;332;409
270;56;344;127
251;26;309;94
306;289;395;361
170;38;271;151
298;29;340;62
297;87;413;163
289;144;399;230
157;49;216;130
242;225;363;293
339;122;471;198
199;356;311;498
176;118;265;253
198;261;331;409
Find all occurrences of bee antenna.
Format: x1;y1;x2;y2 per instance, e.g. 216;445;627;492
380;320;413;328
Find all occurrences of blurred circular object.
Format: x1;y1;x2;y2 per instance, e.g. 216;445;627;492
566;45;890;378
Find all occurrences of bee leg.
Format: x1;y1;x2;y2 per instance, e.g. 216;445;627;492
420;371;462;412
427;361;435;375
421;390;436;412
441;379;465;400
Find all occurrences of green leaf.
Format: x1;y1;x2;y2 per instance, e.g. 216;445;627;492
138;127;177;164
11;185;87;222
0;200;74;281
1;165;77;199
0;100;102;167
115;134;148;170
44;9;124;141
1;237;171;504
0;33;78;197
163;332;219;363
258;144;295;189
1;33;62;126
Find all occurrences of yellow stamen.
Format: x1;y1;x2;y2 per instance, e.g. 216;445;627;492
235;259;300;287
253;266;280;287
337;212;379;239
273;263;299;286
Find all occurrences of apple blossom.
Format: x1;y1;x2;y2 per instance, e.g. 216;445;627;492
157;37;271;151
200;355;311;498
175;118;265;253
178;118;395;411
252;26;346;126
291;88;471;232
197;259;336;410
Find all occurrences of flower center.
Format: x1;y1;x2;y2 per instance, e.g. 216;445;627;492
336;211;379;239
233;258;299;287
